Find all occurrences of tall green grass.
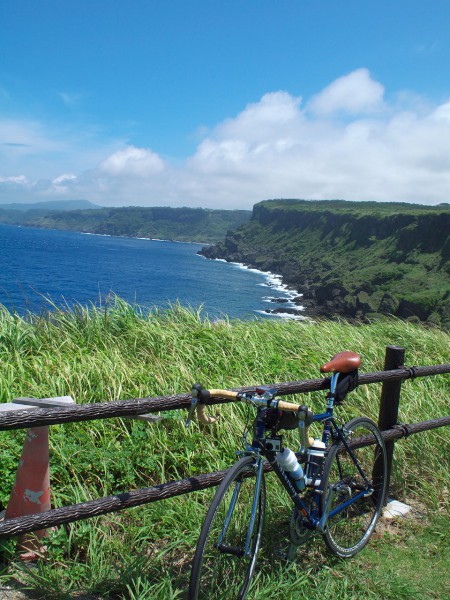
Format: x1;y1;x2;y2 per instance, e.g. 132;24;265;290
0;299;449;598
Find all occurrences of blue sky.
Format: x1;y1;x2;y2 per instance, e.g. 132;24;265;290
1;0;450;208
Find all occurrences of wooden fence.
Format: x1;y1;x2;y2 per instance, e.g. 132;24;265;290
0;345;449;539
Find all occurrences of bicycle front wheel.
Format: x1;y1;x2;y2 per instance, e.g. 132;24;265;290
189;455;266;600
321;416;387;558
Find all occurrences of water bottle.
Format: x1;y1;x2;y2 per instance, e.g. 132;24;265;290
276;447;305;491
305;439;326;487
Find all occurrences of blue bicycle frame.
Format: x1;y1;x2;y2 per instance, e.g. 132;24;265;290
236;372;372;540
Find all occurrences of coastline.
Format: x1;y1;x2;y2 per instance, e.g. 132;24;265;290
0;221;208;246
204;255;308;320
80;230;207;246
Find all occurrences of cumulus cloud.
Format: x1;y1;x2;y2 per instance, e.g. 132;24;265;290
307;68;385;115
98;146;166;177
0;172;81;201
50;173;78;194
52;173;77;185
216;91;302;139
431;100;450;122
179;70;450;206
2;69;450;207
0;117;120;202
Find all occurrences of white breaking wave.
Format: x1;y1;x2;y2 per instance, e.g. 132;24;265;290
211;257;305;317
255;310;308;321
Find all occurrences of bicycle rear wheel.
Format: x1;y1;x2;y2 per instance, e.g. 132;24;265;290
321;416;387;557
189;455;266;600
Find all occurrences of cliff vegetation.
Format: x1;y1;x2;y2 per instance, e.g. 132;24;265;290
0;205;251;244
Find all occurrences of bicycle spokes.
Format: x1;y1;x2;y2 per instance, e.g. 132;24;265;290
321;417;387;557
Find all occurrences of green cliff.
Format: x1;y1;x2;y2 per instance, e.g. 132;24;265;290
200;199;450;327
0;205;251;244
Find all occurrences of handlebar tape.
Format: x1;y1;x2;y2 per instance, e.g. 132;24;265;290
192;385;238;425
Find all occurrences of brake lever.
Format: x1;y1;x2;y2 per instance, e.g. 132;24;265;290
185;383;202;427
185;396;198;427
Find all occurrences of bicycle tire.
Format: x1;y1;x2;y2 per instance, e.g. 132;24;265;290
189;455;266;600
321;416;387;558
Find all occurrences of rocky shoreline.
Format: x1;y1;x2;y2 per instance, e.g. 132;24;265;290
199;246;326;320
200;244;443;324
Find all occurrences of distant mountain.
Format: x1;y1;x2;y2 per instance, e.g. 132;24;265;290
0;205;252;244
200;199;450;327
0;199;101;211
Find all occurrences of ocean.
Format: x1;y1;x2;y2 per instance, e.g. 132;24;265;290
0;224;304;320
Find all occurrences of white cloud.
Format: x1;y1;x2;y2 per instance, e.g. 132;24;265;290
217;92;302;139
431;100;450;122
52;173;77;185
98;146;166;177
0;175;28;184
49;173;78;194
0;117;120;202
307;68;385;116
2;70;450;208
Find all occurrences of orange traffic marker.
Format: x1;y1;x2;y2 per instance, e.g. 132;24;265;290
5;425;51;560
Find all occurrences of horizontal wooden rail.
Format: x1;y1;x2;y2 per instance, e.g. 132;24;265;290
1;416;449;539
1;364;449;432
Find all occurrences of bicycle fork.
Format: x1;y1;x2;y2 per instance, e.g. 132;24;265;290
216;457;264;558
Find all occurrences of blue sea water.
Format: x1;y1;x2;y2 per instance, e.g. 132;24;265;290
0;224;304;320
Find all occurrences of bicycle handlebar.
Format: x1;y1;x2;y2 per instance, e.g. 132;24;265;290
197;389;239;424
207;389;240;401
192;385;308;425
191;352;361;425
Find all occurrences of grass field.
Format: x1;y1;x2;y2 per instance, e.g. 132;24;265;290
0;299;449;599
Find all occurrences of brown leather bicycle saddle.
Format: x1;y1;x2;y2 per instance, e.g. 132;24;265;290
320;351;361;374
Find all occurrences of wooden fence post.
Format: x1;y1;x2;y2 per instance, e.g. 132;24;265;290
375;345;406;505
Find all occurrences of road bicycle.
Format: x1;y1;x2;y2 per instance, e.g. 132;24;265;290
187;351;388;600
